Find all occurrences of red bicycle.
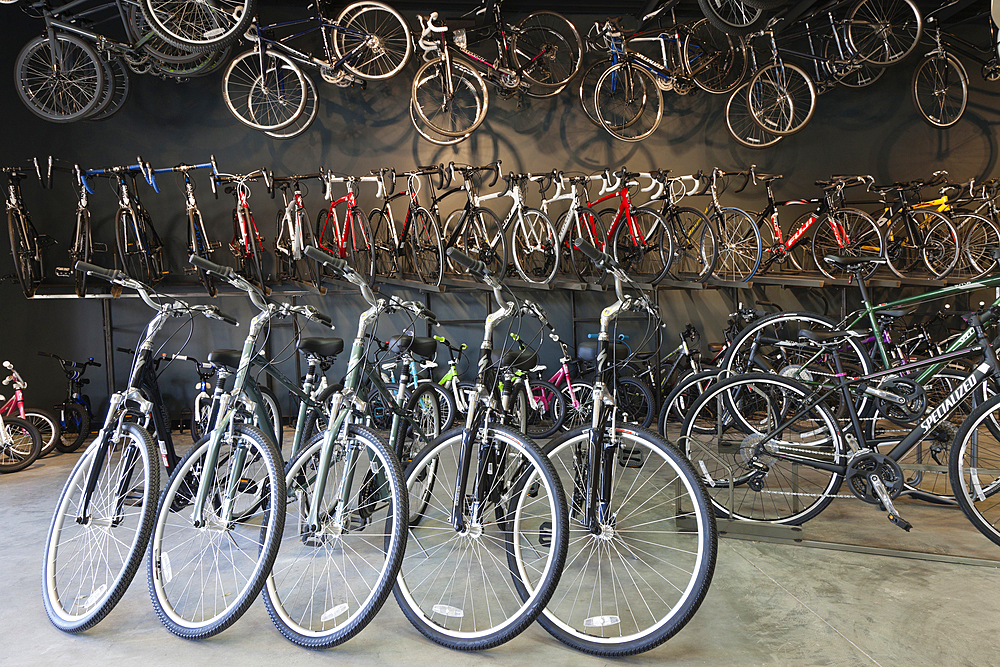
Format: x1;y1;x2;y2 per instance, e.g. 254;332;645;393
1;360;61;458
213;163;271;295
588;168;673;284
316;170;375;284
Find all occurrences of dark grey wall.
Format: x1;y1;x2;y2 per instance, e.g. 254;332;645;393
2;3;999;419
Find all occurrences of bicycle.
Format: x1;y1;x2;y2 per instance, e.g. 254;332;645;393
527;238;716;655
4;160;49;298
410;4;582;139
213;166;271;295
271;172;324;293
151;158;220;296
0;409;41;473
644;170;719;282
139;0;256;52
535;171;611;285
702;167;763;281
368;166;445;287
38;351;99;452
1;360;61;458
387;246;569;650
220;1;412;131
43;260;238;633
87;159;165;286
315;170;376;285
437;161;510;279
46;160;107;297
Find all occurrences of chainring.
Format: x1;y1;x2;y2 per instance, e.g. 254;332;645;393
846;452;904;504
875;377;927;425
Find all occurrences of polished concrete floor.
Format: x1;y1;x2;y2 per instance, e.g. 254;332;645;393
4;445;1000;667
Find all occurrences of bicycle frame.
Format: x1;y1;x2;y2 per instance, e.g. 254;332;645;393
36;0;153;61
250;11;373;81
317;175;375;259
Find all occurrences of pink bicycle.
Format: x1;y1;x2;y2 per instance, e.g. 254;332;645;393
1;361;61;457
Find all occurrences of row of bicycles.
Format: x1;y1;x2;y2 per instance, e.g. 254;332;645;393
9;154;1000;300
39;240;717;656
11;0;990;145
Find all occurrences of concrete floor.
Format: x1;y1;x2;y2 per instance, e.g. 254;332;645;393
4;446;1000;667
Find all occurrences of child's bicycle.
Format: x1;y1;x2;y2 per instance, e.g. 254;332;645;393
38;351;100;452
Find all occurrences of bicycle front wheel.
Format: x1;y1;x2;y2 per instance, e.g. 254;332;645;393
668;206;718;283
347;207;375;285
954;211;1000;280
188;209;217;297
919;211;960;278
725;81;783;149
811;208;882;280
148;424;284;638
141;0;255;51
681;373;845;524
683;18;747;94
538;426;716;655
393;426;568;650
334;1;412;80
25;408;61;458
8;208;42;298
16;34;104;123
412;56;489;137
748;61;817;136
462;207;508;279
115;208;156;285
568;207;607;284
0;416;41;473
408;207;444;286
912;53;968;128
610;207;672;284
263;424;405;648
524;379;565;439
222;49;307;131
42;422;157;631
696;0;766;37
512;208;558;285
595;62;663;142
950;392;1000;548
846;0;922;67
57;403;90;453
560;381;594;431
616;376;655;428
512;11;582;90
713;207;761;281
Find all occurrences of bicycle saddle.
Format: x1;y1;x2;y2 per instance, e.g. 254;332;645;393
578;340;630;362
797;328;867;345
491;347;538;372
297;337;344;358
208;349;243;369
756;173;783;183
874;308;913;320
823;255;886;273
387;335;437;358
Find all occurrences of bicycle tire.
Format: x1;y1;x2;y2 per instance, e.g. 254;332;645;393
412;56;489;138
140;0;255;52
912;52;968;128
0;416;40;472
953;211;1000;280
949;391;1000;548
25;408;61;458
696;0;767;37
15;34;104;123
333;1;412;81
668;206;718;283
595;61;663;142
537;425;716;655
748;61;817;136
243;213;270;295
42;422;156;630
369;206;397;279
393;425;568;650
462;206;508;280
713;206;762;281
577;57;611;127
8;208;42;298
408;98;474;146
188;209;217;297
115;208;156;285
393;383;442;462
811;208;883;280
681;372;845;524
742;0;787;9
846;0;922;67
263;423;406;648
71;209;92;298
264;71;318;139
683;18;747;94
409;206;444;286
615;376;655;427
512;207;558;285
222;49;307;132
560;381;594;431
147;424;284;638
610;207;672;284
568;207;607;284
920;211;960;278
85;54;118;120
512;11;582;90
56;403;90;452
524;379;565;439
724;81;782;148
658;368;721;436
345;207;375;285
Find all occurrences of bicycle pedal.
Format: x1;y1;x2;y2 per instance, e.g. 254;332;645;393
618;446;644;468
236;477;258;494
886;512;912;532
54;267;73;278
537;520;551;547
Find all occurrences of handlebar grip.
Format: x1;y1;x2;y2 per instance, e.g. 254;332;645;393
189;254;235;279
304;245;348;274
574;238;607;263
117;347;134;354
313;311;333;327
217;312;239;326
37;351;54;358
445;247;488;277
91;360;102;367
488;162;500;187
75;261;121;282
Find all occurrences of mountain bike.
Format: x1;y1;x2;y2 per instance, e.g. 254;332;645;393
1;360;61;458
43;261;237;633
213;166;271;295
38;351;99;452
4;161;49;298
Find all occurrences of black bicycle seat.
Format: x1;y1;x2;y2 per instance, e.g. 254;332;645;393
208;349;243;369
578;340;630;362
492;347;538;372
387;335;437;358
874;308;913;320
823;255;886;273
297;337;344;358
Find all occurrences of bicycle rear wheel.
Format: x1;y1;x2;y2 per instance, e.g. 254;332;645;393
610;207;672;284
748;61;816;136
70;209;92;297
512;208;558;285
333;1;412;80
25;409;61;458
616;376;654;427
148;424;284;638
512;11;582;90
140;0;255;51
725;81;783;149
696;0;767;37
595;62;662;142
713;207;761;281
16;34;104;123
223;49;307;132
56;403;90;453
811;208;882;280
577;57;611;127
668;206;717;283
188;209;217;297
912;53;968;128
412;56;489;138
683;18;747;94
568;207;607;284
347;207;375;285
263;424;405;648
538;426;716;655
8;208;42;298
846;0;922;67
950;392;1000;548
393;426;568;650
953;211;1000;280
0;416;40;473
681;373;845;524
42;423;156;631
115;208;156;285
408;207;444;286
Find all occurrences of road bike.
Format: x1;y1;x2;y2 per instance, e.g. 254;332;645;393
4;161;49;298
369;166;445;286
271;172;324;293
213;166;271;295
316;170;375;285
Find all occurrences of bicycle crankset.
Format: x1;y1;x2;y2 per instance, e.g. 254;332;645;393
873;377;926;425
846;452;904;504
